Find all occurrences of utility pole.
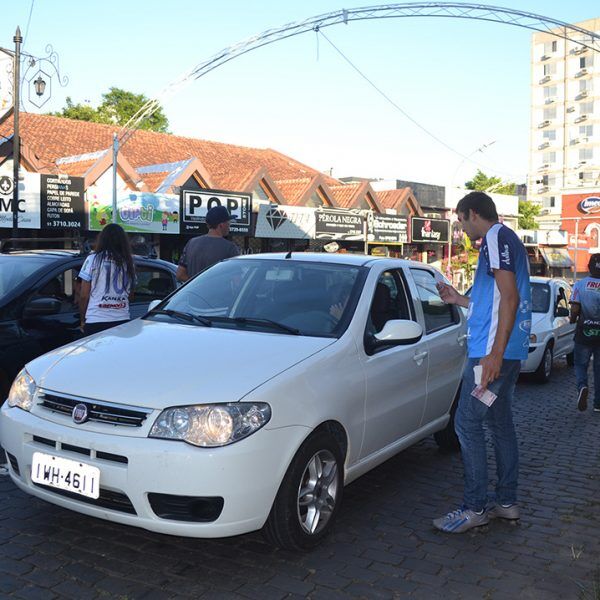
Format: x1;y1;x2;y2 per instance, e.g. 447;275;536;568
12;26;22;237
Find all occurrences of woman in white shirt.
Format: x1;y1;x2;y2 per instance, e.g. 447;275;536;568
78;224;136;336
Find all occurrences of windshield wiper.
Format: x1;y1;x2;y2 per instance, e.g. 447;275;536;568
151;309;212;326
198;315;300;335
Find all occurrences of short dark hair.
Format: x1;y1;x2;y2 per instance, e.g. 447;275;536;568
456;191;499;222
589;253;600;277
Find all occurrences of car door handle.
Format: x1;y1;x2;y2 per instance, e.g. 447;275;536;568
458;334;468;345
413;351;428;363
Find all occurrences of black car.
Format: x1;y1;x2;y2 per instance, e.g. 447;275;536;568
0;248;177;399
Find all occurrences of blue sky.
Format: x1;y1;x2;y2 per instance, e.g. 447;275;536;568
1;1;599;187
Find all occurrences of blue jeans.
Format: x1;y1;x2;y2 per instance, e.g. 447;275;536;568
574;343;600;409
455;358;521;511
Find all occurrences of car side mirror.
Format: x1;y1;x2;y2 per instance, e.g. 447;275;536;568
23;297;62;317
373;319;424;347
148;299;161;312
555;306;569;318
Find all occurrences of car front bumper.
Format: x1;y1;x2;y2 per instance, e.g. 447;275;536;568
0;403;310;538
520;343;545;373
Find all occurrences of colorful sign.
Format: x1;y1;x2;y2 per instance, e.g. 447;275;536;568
410;217;450;244
255;204;315;239
315;209;364;240
89;192;180;234
180;188;252;234
41;174;85;229
0;50;12;123
561;193;600;271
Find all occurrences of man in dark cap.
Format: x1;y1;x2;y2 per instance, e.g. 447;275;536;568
570;253;600;412
176;205;240;282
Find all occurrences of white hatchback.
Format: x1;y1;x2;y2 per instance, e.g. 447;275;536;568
520;276;575;382
1;254;467;550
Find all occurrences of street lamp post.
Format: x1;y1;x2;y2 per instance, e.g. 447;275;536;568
12;27;22;238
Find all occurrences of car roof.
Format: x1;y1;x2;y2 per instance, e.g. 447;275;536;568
530;276;570;285
234;252;430;270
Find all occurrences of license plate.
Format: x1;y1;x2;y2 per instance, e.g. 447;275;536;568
31;452;100;499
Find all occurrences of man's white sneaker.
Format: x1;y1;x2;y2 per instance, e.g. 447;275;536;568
487;503;520;520
433;507;489;533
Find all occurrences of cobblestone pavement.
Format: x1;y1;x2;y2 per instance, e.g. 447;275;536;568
1;361;599;600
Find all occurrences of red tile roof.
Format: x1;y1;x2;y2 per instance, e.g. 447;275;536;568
328;183;361;209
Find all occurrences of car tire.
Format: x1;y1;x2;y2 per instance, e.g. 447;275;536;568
263;430;344;551
434;388;461;453
534;344;553;383
566;351;574;366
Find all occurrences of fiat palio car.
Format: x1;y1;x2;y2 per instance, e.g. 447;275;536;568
1;253;467;550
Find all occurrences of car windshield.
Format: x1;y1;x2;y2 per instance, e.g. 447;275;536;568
0;255;49;301
149;258;365;337
531;282;551;313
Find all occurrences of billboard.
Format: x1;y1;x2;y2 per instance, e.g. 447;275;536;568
180;188;252;234
0;166;41;229
255;204;315;239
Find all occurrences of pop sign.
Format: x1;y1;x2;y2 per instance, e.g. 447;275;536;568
180;188;252;234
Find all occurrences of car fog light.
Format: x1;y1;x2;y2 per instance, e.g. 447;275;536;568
7;369;37;412
149;403;271;447
529;334;537;344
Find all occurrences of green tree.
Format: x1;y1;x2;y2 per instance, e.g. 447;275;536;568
465;169;516;195
51;87;169;133
518;199;540;230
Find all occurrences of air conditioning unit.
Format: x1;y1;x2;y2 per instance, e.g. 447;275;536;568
537;186;549;194
544;97;555;105
539;75;552;84
575;91;588;100
572;46;587;55
541;54;551;61
538;141;550;150
570;138;580;145
538;120;551;128
575;115;588;123
567;106;576;113
580;137;589;143
575;68;588;78
538;163;550;171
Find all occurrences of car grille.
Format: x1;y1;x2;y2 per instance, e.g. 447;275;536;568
33;483;136;514
32;436;128;465
37;391;152;427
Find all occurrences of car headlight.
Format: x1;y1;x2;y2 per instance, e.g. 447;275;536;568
149;403;271;447
529;334;537;344
7;369;37;411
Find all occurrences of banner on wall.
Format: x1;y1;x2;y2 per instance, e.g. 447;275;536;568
0;165;41;229
89;192;180;233
315;209;364;240
41;174;85;229
255;204;315;239
180;188;252;234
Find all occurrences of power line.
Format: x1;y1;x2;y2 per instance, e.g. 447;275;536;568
316;28;525;181
23;0;36;49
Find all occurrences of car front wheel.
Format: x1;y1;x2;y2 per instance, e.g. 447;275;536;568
263;430;344;551
534;344;553;383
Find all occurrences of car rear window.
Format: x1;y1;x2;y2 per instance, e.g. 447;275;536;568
531;282;551;313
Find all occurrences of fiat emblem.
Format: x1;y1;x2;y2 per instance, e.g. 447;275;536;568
72;403;89;424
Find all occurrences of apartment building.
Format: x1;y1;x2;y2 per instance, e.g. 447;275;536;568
529;18;600;229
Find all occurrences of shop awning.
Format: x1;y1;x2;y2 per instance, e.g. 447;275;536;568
540;247;573;268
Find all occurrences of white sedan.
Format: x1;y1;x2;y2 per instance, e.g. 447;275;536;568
1;253;467;550
520;276;575;382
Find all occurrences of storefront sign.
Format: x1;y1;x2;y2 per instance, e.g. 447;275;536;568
0;166;41;229
255;204;315;239
410;217;450;244
180;188;252;234
41;175;85;229
89;192;180;234
540;247;573;268
367;213;408;244
315;209;364;240
577;196;600;214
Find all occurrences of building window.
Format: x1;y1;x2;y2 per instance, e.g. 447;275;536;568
544;85;558;99
543;63;556;76
543;107;556;120
580;101;594;114
579;79;592;92
579;148;593;161
543;129;556;141
580;55;593;68
544;41;557;54
579;124;593;137
543;196;556;208
543;151;557;163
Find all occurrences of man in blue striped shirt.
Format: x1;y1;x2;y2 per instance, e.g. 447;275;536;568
433;192;531;534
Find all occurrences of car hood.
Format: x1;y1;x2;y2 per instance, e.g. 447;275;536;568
28;319;335;409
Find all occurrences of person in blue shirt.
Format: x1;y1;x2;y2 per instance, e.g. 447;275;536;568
433;192;532;534
569;254;600;413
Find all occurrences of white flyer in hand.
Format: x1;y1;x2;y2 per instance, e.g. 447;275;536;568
473;365;482;385
471;384;497;407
